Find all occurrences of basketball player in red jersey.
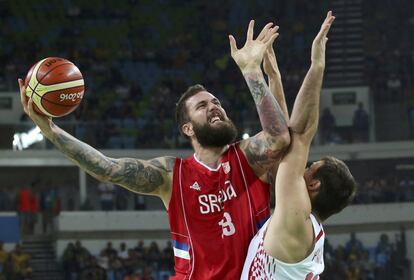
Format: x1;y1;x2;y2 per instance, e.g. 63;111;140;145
19;21;290;279
242;12;357;279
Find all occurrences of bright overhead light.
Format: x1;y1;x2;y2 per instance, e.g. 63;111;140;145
13;126;44;150
242;133;249;140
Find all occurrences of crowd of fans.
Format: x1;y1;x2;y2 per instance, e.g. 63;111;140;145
61;240;173;280
1;171;414;220
0;242;32;280
1;0;412;149
322;232;410;280
57;231;410;280
0;233;409;280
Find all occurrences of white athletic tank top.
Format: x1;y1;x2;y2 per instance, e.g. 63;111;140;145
241;214;325;280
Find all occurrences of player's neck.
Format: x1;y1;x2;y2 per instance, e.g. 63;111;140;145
194;144;229;169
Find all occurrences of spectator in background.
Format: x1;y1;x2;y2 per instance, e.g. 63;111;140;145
100;242;117;258
118;243;128;261
62;242;77;280
134;241;145;256
18;184;34;235
80;256;106;280
352;102;370;142
10;244;32;280
359;250;375;280
146;242;161;270
0;187;13;212
74;240;91;274
345;232;364;256
40;184;59;234
320;107;336;144
98;182;116;211
375;234;392;279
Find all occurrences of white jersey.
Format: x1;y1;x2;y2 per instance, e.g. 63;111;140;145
241;214;325;280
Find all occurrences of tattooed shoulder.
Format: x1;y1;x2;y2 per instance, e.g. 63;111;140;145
110;157;174;195
149;156;176;173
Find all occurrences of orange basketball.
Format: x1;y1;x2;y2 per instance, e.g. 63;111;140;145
24;57;85;117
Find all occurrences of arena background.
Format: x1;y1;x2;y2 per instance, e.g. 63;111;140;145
0;0;413;279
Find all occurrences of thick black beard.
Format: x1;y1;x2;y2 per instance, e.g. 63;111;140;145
192;119;238;148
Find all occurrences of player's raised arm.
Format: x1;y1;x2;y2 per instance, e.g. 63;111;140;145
18;79;173;204
229;21;290;178
264;12;335;262
263;44;289;122
289;12;335;143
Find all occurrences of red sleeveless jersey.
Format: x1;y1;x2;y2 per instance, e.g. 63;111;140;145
167;143;271;280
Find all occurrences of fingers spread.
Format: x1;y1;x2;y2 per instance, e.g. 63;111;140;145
263;26;279;44
256;22;274;41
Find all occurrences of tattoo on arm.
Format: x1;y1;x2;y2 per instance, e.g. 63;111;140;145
244;72;288;137
51;125;171;195
241;72;290;172
110;160;164;194
247;78;267;105
149;157;175;173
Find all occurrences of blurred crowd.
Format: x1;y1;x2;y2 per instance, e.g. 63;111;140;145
322;232;410;280
0;0;411;149
0;233;409;280
1;171;414;219
60;231;410;280
0;243;32;280
61;240;173;280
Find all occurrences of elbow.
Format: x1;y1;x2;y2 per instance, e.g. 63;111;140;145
276;130;291;150
267;129;291;154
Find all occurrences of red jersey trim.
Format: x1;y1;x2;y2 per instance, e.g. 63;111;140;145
315;229;324;242
233;145;256;235
177;158;195;279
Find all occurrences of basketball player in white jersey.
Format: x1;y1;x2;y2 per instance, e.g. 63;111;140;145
241;12;357;279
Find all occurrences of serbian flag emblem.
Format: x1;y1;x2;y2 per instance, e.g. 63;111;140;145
172;239;190;260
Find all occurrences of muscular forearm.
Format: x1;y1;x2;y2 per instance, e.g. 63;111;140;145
289;64;325;137
244;70;289;146
42;123;170;196
45;122;116;181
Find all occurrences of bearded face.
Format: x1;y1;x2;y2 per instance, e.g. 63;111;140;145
182;91;238;147
192;117;238;148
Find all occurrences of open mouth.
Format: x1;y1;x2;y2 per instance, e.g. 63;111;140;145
210;116;222;123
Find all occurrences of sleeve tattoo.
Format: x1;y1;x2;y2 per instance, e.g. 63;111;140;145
52;127;174;195
242;72;289;167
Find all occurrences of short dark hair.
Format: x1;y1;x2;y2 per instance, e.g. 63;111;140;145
311;156;357;221
175;84;207;136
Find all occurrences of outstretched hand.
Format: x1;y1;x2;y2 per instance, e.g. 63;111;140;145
311;11;335;67
229;20;279;73
18;78;52;133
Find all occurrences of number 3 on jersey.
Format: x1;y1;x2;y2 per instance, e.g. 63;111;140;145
218;212;235;237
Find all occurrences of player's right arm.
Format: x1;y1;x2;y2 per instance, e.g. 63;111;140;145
18;79;173;205
263;12;335;262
